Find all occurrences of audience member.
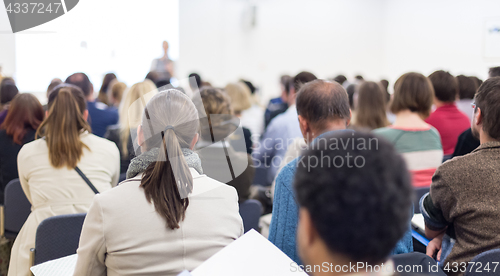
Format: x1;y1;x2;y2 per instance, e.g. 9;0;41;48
150;40;174;81
425;70;469;160
254;72;317;186
104;80;157;174
46;78;62;96
194;87;255;202
0;94;44;203
9;84;119;276
239;79;265;139
332;74;347;86
264;75;290;129
470;76;483;88
452;128;480;158
145;71;161;84
295;131;432;276
422;77;500;276
66;72;119;137
97;73;117;106
224;82;254;154
455;75;478;122
352;81;389;130
188;72;202;91
374;72;443;188
489;66;500;78
74;89;242;276
107;80;126;108
269;79;414;264
380;79;391;102
0;80;19;125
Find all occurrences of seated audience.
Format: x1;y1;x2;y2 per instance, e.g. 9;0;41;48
295;131;432;276
375;73;443;187
352;81;389;130
107;80;126;109
0;94;44;203
422;77;500;276
269;79;413;265
224;82;254;154
66;72;119;137
194;87;255;202
452;128;480;158
264;75;290;129
254;71;317;186
455;75;478;122
43;78;62;110
74;89;242;276
9;84;119;276
104;80;157;174
424;71;470;160
239;80;265;140
97;73;117;106
0;80;19;125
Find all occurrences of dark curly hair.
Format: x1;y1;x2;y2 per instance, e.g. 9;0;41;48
294;131;412;265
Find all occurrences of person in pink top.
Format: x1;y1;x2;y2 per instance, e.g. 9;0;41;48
425;70;470;161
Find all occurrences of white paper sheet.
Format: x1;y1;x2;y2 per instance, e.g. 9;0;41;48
412;213;425;231
191;229;308;276
30;254;77;276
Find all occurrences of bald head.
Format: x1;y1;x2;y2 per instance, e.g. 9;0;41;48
65;72;92;97
296;79;351;131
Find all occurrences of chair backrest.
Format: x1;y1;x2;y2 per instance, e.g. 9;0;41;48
4;179;31;238
413;187;430;214
465;249;500;276
239;199;262;233
34;213;86;265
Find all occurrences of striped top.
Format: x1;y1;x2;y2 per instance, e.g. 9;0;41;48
373;126;443;187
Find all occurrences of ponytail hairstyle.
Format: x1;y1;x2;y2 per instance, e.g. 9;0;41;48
139;90;199;229
36;84;92;169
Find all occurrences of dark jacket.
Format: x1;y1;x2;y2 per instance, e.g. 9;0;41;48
104;125;137;175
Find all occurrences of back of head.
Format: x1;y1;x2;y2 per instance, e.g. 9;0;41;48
145;71;160;83
391;72;434;118
109;81;127;103
0;81;19;105
428;70;458;103
38;84;91;168
1;93;44;144
296;79;350;131
294;131;412;265
489;66;500;78
119;79;157;157
380;79;391;103
195;87;234;142
474;77;500;141
291;71;318;94
240;80;256;95
99;73;117;93
139;90;199;229
224;82;252;114
333;75;347;85
155;79;171;89
456;75;478;100
355;81;389;130
47;78;62;96
65;72;92;98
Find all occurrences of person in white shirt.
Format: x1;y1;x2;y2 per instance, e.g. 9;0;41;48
8;84;120;276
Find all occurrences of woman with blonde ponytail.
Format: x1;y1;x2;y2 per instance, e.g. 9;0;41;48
9;84;120;276
74;89;242;276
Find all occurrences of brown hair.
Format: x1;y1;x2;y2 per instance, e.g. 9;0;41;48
428;70;458;103
36;84;92;169
1;94;44;144
97;73;117;105
290;71;318;95
140;90;199;229
456;75;478;100
355;81;389;130
195;87;234;142
474;77;500;140
296;79;351;130
390;72;434;118
109;80;126;105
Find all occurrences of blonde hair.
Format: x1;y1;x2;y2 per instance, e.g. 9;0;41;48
224;82;252;115
108;80;127;105
119;79;157;157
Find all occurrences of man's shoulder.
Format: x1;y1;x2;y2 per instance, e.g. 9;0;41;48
276;158;299;189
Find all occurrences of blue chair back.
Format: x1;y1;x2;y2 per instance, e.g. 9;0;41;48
414;187;430;214
4;179;31;239
34;213;86;265
465;249;500;276
239;199;262;233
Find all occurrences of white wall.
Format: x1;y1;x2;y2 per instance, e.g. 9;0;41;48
179;0;500;101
